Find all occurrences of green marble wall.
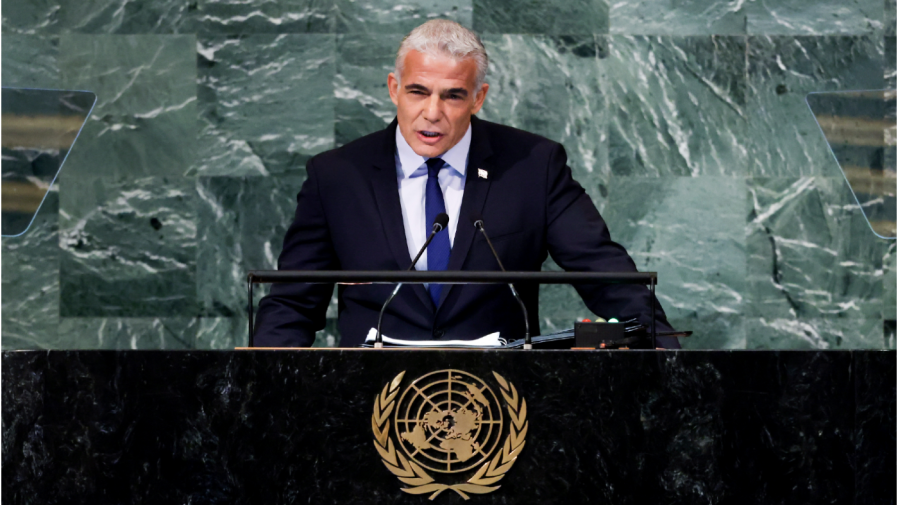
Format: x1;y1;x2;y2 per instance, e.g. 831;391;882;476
2;0;895;350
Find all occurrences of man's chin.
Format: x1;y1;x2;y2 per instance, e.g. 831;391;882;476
409;141;449;158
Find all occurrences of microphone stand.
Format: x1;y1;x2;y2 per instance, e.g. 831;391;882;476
374;218;446;348
474;220;532;349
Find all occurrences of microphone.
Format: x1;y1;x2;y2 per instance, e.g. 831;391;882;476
471;214;532;349
374;212;449;348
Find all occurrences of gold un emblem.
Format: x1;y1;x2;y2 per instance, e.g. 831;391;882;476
372;370;528;500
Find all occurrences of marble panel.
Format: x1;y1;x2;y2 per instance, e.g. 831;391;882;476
194;0;333;34
746;36;885;177
746;177;882;320
537;256;591;334
313;317;341;347
885;241;896;319
197;176;336;324
888;0;897;36
197;316;247;349
1;0;61;34
58;176;198;317
1;35;60;88
1;192;60;350
887;36;897;88
745;317;885;348
609;0;748;36
473;0;608;35
670;313;746;349
602;177;747;321
886;320;896;348
479;35;607;200
195;176;244;318
196;175;342;348
55;317;197;349
194;34;335;176
1;0;192;34
334;33;402;147
197;315;339;349
57;34;196;179
604;36;751;177
334;0;471;33
745;0;883;35
195;175;339;320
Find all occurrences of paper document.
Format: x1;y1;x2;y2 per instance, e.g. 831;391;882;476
364;328;506;347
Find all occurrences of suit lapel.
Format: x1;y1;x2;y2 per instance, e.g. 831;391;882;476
438;116;494;307
371;119;434;311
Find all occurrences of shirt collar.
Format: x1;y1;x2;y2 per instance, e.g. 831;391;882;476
396;124;472;178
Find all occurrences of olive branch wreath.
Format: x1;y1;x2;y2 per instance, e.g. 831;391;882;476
372;371;528;501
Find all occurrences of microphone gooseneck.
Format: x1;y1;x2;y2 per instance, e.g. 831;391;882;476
471;215;532;349
374;212;449;348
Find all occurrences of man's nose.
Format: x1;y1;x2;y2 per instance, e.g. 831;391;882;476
422;94;441;122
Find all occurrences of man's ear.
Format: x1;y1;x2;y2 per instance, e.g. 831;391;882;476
388;73;400;107
471;82;489;114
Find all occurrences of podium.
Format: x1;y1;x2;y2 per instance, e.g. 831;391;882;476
2;349;894;503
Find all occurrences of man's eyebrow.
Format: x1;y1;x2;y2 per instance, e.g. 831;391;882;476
404;83;430;92
443;88;469;97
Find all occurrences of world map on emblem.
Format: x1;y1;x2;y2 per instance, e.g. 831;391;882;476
393;369;504;474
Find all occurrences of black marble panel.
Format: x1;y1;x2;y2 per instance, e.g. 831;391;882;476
2;350;894;504
854;350;897;504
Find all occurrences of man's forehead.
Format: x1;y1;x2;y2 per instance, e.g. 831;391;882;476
400;50;478;86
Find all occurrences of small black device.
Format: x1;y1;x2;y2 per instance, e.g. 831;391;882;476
574;321;626;348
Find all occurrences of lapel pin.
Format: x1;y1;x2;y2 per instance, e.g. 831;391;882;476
478;168;488;179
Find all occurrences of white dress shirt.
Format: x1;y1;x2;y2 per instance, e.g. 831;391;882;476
395;124;471;270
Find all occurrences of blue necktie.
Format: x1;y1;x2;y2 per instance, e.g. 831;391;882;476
425;157;450;306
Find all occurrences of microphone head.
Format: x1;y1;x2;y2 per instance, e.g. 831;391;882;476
433;212;449;232
470;213;484;230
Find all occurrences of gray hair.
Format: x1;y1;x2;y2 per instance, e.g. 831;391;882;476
395;20;489;89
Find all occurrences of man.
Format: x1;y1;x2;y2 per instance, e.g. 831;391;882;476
254;20;679;348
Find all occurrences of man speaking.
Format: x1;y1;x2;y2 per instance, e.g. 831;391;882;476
254;20;679;349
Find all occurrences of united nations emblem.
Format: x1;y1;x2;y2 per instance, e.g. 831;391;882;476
372;370;528;500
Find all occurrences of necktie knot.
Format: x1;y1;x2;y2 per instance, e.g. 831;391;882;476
425;157;444;178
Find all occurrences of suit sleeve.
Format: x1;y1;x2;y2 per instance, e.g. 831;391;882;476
253;157;338;347
543;143;680;349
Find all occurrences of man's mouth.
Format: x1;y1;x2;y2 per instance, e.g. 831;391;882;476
417;130;444;142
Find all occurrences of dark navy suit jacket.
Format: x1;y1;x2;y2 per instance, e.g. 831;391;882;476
254;116;679;348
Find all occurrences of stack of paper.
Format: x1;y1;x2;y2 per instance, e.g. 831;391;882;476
363;328;506;348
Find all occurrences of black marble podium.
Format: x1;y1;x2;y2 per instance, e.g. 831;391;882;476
2;350;895;504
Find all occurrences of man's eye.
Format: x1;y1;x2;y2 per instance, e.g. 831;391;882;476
447;94;462;100
410;90;426;95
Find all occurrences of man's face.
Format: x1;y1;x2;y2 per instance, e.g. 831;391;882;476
388;50;489;158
